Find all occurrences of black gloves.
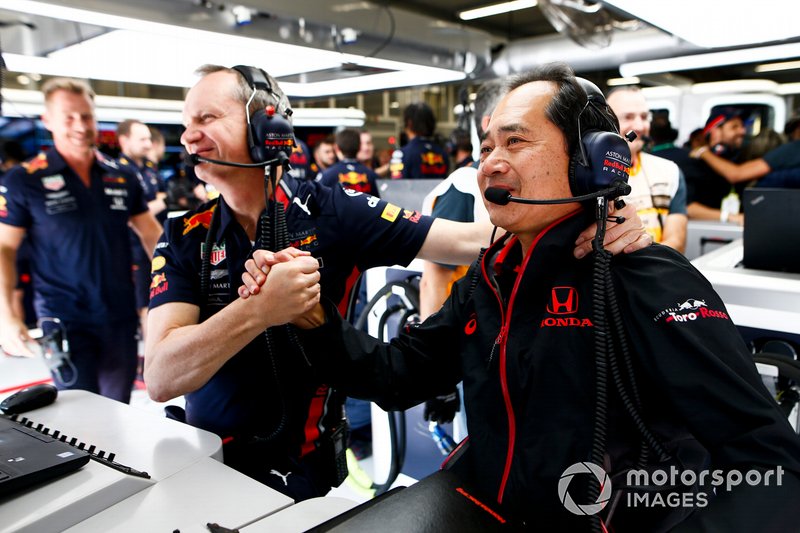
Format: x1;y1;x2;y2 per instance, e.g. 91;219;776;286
423;388;460;424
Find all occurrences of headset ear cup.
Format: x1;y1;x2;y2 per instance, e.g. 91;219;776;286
249;108;296;163
572;130;632;198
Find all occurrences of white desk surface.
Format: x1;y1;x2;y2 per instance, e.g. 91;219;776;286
66;457;294;533
691;240;800;334
242;496;359;533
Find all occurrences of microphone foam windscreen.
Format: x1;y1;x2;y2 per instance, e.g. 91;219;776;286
182;150;198;167
484;187;511;206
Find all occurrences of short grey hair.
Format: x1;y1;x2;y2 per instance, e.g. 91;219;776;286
195;64;292;125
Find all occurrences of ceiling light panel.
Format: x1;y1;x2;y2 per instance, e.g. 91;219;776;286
602;0;800;48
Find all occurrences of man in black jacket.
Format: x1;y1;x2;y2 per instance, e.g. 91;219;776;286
261;63;800;531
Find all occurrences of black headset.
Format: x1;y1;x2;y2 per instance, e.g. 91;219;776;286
568;78;632;199
231;65;296;164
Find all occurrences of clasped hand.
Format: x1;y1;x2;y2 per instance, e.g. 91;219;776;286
239;247;325;328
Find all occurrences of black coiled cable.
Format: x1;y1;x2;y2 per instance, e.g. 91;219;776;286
587;198;672;533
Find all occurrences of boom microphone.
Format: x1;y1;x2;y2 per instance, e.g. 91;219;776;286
484;181;631;206
182;150;282;168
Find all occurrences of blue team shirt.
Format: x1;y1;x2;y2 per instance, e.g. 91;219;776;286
319;159;380;197
392;137;450;180
149;177;432;438
0;149;148;325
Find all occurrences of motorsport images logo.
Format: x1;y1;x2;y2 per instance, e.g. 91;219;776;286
558;462;612;516
559;462;785;515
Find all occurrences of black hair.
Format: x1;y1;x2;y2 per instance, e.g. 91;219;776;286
335;128;361;159
506;62;619;157
402;102;437;137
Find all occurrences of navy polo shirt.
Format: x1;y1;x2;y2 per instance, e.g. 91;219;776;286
149;177;432;438
0;149;148;325
319;159;380;197
119;156;164;202
391;137;450;180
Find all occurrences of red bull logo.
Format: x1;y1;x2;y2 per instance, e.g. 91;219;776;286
420;152;447;176
420;152;444;165
290;234;318;248
150;272;169;298
150;272;167;289
340;172;367;186
23;153;48;174
183;206;216;236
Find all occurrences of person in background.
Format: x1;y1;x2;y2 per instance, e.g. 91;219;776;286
686;128;706;151
118;119;168;343
289;62;800;532
448;127;474;169
356;130;375;167
118;119;168;223
692;127;800;189
390;102;450;180
685;109;746;224
0;78;162;402
607;87;687;252
419;79;506;320
312;135;337;177
320;128;380;197
0;141;32;329
148;126;166;167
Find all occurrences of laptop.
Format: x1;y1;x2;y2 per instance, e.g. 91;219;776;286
742;188;800;273
0;416;90;498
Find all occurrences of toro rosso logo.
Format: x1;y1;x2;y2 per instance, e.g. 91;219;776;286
653;298;729;324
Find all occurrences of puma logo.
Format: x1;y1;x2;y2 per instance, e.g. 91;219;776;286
270;469;292;486
293;194;311;216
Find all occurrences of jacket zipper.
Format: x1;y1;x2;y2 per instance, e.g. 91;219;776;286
485;212;582;505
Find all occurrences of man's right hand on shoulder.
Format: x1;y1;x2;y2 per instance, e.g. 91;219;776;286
0;316;35;357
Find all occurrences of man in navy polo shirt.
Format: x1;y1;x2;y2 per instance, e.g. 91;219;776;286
118;118;168;342
145;65;649;501
389;102;450;180
0;78;162;403
320;128;380;197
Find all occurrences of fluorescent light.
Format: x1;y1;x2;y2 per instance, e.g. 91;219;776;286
458;0;538;21
755;60;800;73
601;0;800;48
2;0;465;96
690;80;777;95
778;83;800;96
1;87;366;126
606;76;640;86
620;42;800;77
